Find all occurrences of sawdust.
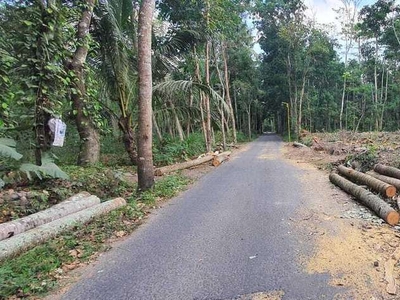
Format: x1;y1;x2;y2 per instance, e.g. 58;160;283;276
306;223;383;300
257;153;279;160
283;138;400;300
234;290;285;300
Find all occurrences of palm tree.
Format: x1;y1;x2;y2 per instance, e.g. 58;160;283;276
94;0;139;164
137;0;155;192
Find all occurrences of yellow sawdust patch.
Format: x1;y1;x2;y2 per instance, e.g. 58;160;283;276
257;154;278;160
236;290;285;300
305;222;393;300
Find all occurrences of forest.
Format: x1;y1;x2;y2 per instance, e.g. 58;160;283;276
3;0;400;298
1;0;400;190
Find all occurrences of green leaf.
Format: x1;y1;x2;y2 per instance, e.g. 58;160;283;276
0;178;5;189
20;157;69;181
0;138;23;160
23;20;33;26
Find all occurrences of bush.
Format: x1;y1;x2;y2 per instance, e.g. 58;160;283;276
153;132;206;166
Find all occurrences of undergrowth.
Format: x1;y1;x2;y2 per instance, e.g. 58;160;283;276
0;174;191;299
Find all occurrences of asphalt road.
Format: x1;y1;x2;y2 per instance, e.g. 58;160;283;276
63;134;340;300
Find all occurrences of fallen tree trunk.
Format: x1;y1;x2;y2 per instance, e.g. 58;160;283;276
329;173;399;226
212;151;231;167
366;171;400;190
337;165;396;197
374;164;400;180
0;192;99;241
0;197;126;262
154;154;214;176
293;142;308;148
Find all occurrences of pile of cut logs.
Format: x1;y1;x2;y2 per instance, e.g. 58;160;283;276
330;164;400;226
0;192;126;261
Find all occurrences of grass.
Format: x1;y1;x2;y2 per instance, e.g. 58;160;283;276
0;129;248;298
0;174;191;299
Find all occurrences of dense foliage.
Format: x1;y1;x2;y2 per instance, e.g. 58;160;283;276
2;0;400;187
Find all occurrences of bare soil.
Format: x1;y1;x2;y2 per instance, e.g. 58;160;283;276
284;131;400;299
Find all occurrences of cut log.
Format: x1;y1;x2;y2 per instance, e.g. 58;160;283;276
154;154;214;176
293;142;308;148
329;173;399;226
374;164;400;180
212;151;231;167
0;197;126;262
337;165;396;197
366;171;400;190
0;192;99;241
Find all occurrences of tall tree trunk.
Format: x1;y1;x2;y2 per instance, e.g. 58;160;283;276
214;45;226;150
168;100;184;141
137;0;155;192
118;115;137;164
68;0;100;166
374;37;379;131
204;40;212;152
380;67;389;131
222;42;236;144
340;77;346;130
194;46;208;145
153;113;162;141
204;0;212;152
247;105;251;139
298;72;307;137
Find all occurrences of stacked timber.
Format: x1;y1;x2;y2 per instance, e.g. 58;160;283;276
337;165;396;197
329;173;399;226
0;193;126;261
330;164;400;226
374;164;400;179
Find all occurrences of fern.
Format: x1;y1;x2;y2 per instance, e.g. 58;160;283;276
20;157;69;181
0;138;23;160
0;139;69;188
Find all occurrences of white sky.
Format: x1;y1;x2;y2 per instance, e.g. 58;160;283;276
253;0;377;55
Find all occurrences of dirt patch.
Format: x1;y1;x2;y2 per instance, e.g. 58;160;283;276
233;290;285;300
284;132;400;299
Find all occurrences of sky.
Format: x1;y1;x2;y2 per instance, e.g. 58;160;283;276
253;0;377;54
304;0;376;27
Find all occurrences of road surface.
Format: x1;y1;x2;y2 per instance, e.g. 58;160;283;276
62;134;341;300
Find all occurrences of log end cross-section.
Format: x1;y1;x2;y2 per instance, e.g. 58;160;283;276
338;165;396;198
329;173;399;226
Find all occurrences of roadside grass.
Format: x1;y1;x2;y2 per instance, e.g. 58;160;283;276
0;174;191;299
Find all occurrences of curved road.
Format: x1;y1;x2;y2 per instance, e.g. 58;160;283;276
63;134;340;300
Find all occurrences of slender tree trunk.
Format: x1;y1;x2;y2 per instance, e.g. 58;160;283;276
68;0;100;166
222;42;236;143
247;105;251;139
204;0;212;152
194;46;208;146
168;101;184;141
374;37;379;131
204;40;212;152
380;67;389;131
137;0;155;192
118;116;137;164
186;90;193;135
340;77;346;130
214;46;226;150
153;113;162;141
298;72;307;137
